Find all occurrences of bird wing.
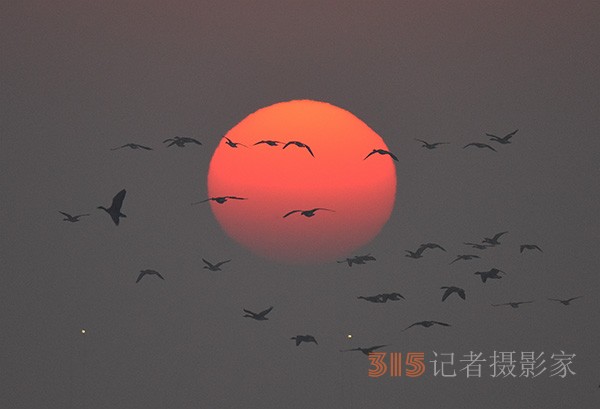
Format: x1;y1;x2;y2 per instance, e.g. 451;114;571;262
139;144;153;150
111;189;127;211
403;322;420;331
414;138;428;144
567;296;582;302
243;309;256;315
314;208;335;213
215;259;231;268
492;231;508;241
368;345;387;352
191;198;211;205
483;144;497;151
226;196;247;200
486;133;500;139
415;245;427;256
304;144;315;157
505;129;518;138
282;141;296;149
433;321;450;326
75;214;91;218
340;348;361;352
59;211;72;217
258;306;273;316
156;272;165;280
441;288;452;302
283;210;301;218
364;150;376;160
387;151;399;161
202;258;215;268
135;271;146;283
458;289;466;300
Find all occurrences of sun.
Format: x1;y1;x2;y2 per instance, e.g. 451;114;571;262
206;100;396;264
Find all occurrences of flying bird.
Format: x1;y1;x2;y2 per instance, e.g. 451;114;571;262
291;335;318;346
340;345;387;355
463;142;497;152
282;141;314;157
403;321;450;331
357;295;385;303
404;246;427;259
283;208;334;218
492;301;533;308
358;293;404;303
337;257;366;267
441;286;466;301
243;306;273;320
414;139;449;149
364;149;398;161
474;268;505;283
463;242;492;250
482;231;508;246
419;242;446;252
110;143;152;150
192;196;247;205
548;296;582;306
136;269;165;283
97;189;127;226
355;254;376;262
450;254;481;264
202;258;231;271
163;136;202;147
254;140;282;146
59;211;90;222
520;244;543;253
223;136;247;148
487;129;518;144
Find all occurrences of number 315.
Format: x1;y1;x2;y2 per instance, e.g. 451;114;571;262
368;352;425;377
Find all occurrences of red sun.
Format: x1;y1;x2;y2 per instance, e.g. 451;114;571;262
206;100;396;264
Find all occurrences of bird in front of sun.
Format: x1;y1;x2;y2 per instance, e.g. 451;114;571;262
97;189;127;226
403;321;450;331
59;211;90;223
414;139;449;149
243;306;273;321
136;269;165;283
340;345;387;355
202;258;231;271
548;296;582;306
253;139;282;146
364;148;398;161
463;142;497;152
492;301;534;308
163;136;202;148
291;335;318;346
110;143;153;151
487;129;518;144
283;208;335;218
223;136;248;148
282;140;314;157
192;196;247;205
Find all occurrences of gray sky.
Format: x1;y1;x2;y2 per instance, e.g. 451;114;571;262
2;1;599;408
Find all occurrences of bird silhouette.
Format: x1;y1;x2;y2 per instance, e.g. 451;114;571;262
492;301;533;308
404;246;427;259
357;295;385;303
243;306;273;320
192;196;247;205
463;142;497;152
419;242;446;252
110;143;153;150
283;141;314;157
340;345;387;355
202;258;231;271
548;296;582;306
337;257;366;267
441;286;466;301
97;189;127;226
364;149;398;161
223;137;247;148
475;268;505;283
415;139;449;149
254;140;282;146
163;136;202;147
383;292;405;301
59;211;90;222
136;269;165;283
404;321;450;331
487;129;518;144
283;208;334;218
450;254;481;264
482;231;508;246
291;335;318;346
463;242;492;250
356;254;376;262
520;244;543;253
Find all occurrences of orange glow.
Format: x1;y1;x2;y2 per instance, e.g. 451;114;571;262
207;100;396;263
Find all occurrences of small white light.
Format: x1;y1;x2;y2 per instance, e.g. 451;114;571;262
347;334;352;339
81;329;86;334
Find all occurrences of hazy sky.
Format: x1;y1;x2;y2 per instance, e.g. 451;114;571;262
2;1;599;408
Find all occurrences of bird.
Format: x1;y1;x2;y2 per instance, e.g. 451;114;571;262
192;196;247;205
357;295;386;303
404;246;427;259
283;208;334;218
254;140;282;146
450;254;481;264
97;189;127;226
492;301;533;308
243;306;273;320
223;136;247;148
202;258;231;271
136;269;165;283
355;254;376;262
474;268;505;283
110;143;152;150
364;149;398;161
463;242;492;250
548;296;582;306
463;142;497;152
414;139;449;149
340;345;387;355
163;136;202;147
441;286;466;301
419;242;446;252
282;141;314;157
291;335;318;346
487;129;518;144
383;292;405;301
520;244;543;253
482;231;508;246
59;211;90;222
404;321;450;331
337;257;366;267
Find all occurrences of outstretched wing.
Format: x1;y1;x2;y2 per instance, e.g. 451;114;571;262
215;259;232;268
135;271;146;283
441;288;452;302
59;211;72;218
492;231;508;241
433;321;450;326
283;210;301;218
202;258;215;268
567;296;582;302
386;151;399;161
258;306;273;316
363;150;377;160
303;144;315;157
111;189;127;211
505;129;518;139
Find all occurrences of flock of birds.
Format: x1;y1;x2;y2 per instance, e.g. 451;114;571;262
61;129;585;355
